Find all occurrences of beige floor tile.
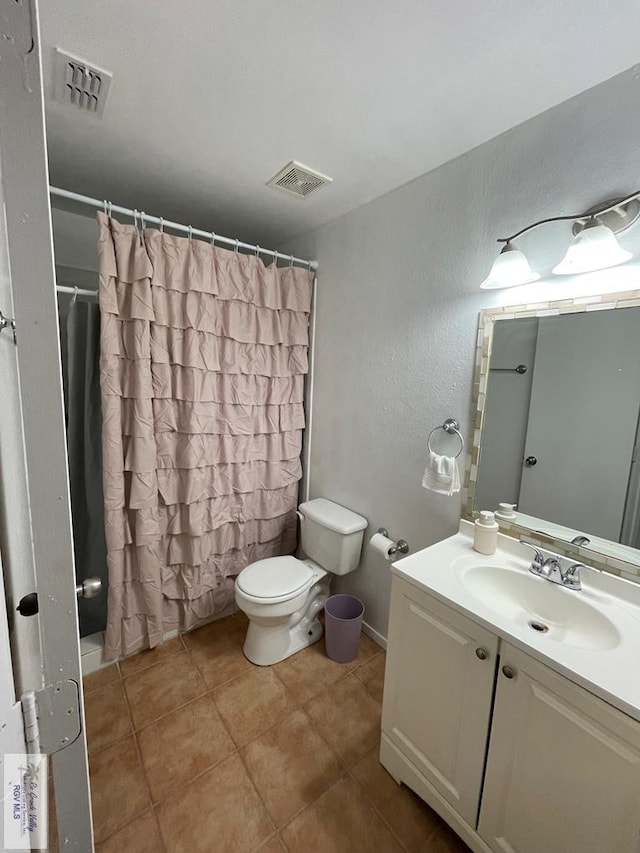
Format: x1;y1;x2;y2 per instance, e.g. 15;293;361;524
256;835;287;852
213;667;296;747
120;636;185;677
124;652;206;729
156;753;273;853
344;633;383;671
241;709;342;827
233;609;249;628
137;695;235;803
84;680;132;754
351;747;441;852
281;775;404;853
181;614;244;649
83;664;119;694
189;632;252;689
96;810;164;852
427;825;472;852
274;642;349;705
89;737;149;843
353;652;386;704
304;676;381;767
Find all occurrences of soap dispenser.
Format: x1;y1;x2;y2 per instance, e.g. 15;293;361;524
495;503;517;522
474;511;499;555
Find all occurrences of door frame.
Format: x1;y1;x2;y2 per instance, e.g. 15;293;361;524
0;0;93;849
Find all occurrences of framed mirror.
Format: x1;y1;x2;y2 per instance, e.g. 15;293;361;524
465;288;640;578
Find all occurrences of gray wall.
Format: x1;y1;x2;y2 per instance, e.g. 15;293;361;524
284;66;640;642
52;208;99;272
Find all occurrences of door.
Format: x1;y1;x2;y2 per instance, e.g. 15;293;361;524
381;577;499;827
518;310;640;540
479;643;640;853
0;1;93;850
0;551;31;848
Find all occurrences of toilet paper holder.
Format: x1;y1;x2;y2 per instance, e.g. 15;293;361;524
377;528;409;556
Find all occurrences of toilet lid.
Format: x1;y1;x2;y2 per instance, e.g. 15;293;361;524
237;556;314;600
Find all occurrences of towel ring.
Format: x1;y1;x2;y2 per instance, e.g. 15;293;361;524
427;418;464;458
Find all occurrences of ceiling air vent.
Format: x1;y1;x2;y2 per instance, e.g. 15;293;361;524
54;48;112;118
267;161;332;199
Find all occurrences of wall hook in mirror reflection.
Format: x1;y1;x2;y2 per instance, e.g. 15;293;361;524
489;364;527;374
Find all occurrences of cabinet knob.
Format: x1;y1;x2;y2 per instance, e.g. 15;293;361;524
502;665;516;679
475;648;489;660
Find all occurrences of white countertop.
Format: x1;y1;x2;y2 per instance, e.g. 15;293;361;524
392;521;640;722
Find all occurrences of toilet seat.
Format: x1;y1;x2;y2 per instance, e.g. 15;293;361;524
236;556;315;604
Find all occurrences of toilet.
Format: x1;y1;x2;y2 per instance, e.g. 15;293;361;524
235;498;368;665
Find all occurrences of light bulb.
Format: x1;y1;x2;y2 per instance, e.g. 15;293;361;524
480;242;540;290
552;220;632;275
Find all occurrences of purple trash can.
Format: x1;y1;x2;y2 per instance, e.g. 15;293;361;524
324;594;365;663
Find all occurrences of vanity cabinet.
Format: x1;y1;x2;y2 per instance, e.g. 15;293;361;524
479;642;640;853
381;578;499;827
381;576;640;853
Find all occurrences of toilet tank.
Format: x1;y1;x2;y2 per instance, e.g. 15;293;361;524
298;498;367;575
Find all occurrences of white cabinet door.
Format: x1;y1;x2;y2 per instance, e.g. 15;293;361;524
381;577;499;827
479;643;640;853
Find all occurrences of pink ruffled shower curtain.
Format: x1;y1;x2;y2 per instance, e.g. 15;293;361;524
97;213;312;659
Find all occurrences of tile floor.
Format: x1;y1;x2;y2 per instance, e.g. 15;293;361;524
65;613;471;852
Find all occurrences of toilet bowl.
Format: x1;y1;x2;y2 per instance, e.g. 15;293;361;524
235;555;330;666
235;498;367;666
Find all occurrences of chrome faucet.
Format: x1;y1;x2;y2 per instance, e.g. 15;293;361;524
519;541;584;590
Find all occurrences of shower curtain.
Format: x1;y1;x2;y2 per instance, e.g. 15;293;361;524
61;294;109;636
97;213;313;659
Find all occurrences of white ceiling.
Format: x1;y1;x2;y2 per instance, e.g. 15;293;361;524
40;1;640;248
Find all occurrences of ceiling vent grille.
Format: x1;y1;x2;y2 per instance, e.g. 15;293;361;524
267;161;332;199
54;49;112;118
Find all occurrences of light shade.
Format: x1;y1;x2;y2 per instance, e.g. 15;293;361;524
480;242;540;290
552;220;632;275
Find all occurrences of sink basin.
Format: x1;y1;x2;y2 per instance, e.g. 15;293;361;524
460;565;621;651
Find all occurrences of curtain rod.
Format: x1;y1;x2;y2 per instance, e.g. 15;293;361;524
57;284;97;299
49;186;319;271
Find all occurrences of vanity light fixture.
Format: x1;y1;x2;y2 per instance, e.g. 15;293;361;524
552;216;632;275
480;242;540;289
481;191;640;289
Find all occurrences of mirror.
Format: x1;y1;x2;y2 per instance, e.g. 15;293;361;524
466;288;640;573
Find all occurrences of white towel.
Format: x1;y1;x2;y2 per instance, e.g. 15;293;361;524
421;450;460;496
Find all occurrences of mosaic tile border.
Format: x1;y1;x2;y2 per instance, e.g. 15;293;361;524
463;288;640;580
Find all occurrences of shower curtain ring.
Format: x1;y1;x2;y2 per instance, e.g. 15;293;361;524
133;209;139;231
188;225;193;242
140;211;146;230
210;231;216;247
255;244;260;258
159;216;164;233
72;285;78;305
107;201;113;217
102;199;108;215
234;239;239;253
289;254;294;268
